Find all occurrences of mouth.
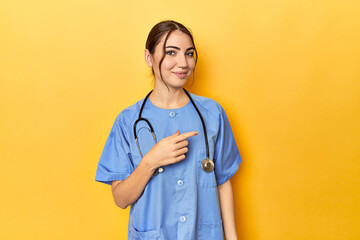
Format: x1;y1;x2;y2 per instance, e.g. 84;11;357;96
172;71;188;79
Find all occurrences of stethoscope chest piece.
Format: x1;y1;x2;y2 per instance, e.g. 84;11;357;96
201;158;214;173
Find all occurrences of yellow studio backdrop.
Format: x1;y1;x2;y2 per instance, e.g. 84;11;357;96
0;0;359;239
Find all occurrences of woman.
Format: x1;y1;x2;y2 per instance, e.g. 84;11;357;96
95;20;242;239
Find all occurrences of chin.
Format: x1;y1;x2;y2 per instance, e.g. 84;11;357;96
165;77;189;89
170;80;189;89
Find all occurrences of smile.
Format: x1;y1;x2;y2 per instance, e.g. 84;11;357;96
172;72;188;78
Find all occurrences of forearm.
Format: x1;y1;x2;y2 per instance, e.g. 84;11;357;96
218;179;237;240
112;158;156;209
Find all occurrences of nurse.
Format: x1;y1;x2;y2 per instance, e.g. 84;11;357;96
95;20;242;239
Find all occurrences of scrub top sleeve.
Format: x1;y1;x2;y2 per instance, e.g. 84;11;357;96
214;106;242;186
95;116;133;185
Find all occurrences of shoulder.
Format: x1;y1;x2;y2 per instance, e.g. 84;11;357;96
113;99;143;131
189;92;225;119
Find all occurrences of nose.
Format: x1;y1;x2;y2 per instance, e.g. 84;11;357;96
177;53;188;69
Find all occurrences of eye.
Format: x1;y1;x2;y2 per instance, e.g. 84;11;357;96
166;50;176;56
186;51;194;57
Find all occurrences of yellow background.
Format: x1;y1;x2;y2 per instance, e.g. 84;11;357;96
1;0;359;239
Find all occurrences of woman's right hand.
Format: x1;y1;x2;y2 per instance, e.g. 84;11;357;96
142;130;198;171
112;130;198;209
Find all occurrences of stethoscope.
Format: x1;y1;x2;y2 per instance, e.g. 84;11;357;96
133;88;214;176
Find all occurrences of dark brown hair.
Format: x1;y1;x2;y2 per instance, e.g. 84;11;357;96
145;20;198;88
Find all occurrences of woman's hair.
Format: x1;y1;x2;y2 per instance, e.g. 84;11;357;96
145;20;198;87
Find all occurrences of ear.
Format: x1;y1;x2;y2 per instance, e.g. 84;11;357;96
144;49;153;67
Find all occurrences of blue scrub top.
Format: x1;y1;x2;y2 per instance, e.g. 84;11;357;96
95;92;242;240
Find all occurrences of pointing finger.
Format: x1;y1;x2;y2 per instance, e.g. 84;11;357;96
175;131;198;142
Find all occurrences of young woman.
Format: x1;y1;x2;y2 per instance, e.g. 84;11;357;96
95;20;242;240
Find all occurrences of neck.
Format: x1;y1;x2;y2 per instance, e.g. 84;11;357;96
149;84;189;109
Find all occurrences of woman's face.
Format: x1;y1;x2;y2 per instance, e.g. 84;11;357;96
145;30;196;89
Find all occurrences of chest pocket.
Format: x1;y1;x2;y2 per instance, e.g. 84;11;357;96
197;149;217;187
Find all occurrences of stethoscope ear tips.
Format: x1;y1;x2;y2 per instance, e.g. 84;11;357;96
153;167;164;176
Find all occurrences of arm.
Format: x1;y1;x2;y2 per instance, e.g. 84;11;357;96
218;179;238;240
111;130;198;209
111;158;156;209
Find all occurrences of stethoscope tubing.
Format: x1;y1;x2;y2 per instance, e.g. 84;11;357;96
133;88;213;175
183;89;210;161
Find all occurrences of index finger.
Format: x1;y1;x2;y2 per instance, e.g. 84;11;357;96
174;131;199;142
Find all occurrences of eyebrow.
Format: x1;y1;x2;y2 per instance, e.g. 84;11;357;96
165;46;195;51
